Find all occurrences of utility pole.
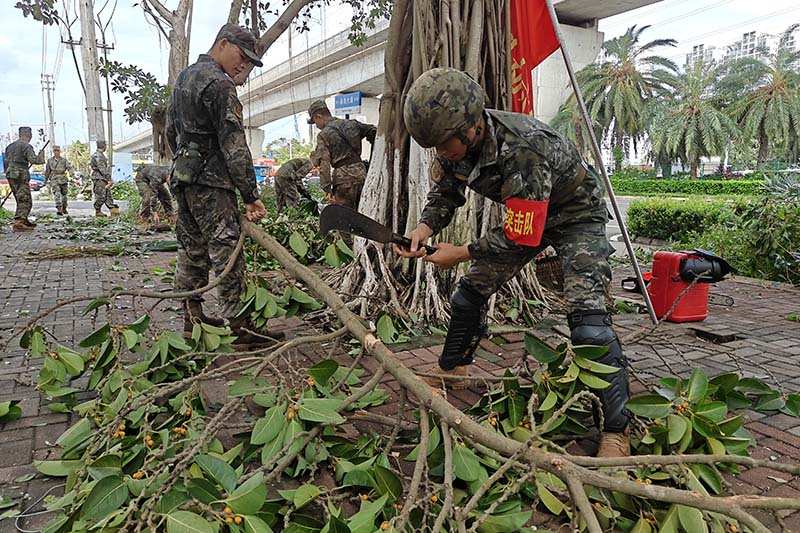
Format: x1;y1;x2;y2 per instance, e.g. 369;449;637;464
41;74;57;155
77;0;106;152
95;22;115;167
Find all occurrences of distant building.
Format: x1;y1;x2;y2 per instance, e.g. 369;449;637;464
684;27;798;70
684;44;716;68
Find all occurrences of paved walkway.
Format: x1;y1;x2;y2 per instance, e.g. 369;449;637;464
1;213;799;531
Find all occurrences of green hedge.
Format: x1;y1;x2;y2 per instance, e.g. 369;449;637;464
627;198;743;242
610;178;763;196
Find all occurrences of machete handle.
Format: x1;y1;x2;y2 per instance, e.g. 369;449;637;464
392;234;437;255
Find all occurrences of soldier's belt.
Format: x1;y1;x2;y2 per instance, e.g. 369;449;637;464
332;156;363;169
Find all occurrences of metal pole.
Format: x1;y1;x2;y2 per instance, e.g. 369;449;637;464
542;0;658;324
78;0;106;150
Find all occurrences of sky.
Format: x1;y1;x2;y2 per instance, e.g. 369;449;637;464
0;0;798;153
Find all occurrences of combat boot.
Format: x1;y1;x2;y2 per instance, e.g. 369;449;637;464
596;428;631;457
110;206;121;217
12;218;32;232
228;316;285;347
183;300;225;335
96;210;107;217
56;207;64;216
22;218;36;228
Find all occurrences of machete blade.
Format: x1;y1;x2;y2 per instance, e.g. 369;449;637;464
319;204;394;243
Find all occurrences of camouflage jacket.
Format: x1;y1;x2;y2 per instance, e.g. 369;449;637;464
314;118;376;193
166;54;259;204
45;156;76;183
90;150;110;181
419;110;605;260
3;139;44;174
275;158;312;184
136;164;170;187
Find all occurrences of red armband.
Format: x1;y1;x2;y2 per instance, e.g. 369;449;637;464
503;198;549;247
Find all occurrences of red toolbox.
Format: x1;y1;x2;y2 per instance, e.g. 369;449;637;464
647;251;710;322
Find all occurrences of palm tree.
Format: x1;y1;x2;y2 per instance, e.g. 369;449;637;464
575;25;679;171
728;24;800;168
549;100;604;159
648;61;739;177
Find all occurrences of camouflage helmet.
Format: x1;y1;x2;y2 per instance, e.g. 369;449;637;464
403;68;485;148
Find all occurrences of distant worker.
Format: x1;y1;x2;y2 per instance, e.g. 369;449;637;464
90;140;119;217
167;23;280;344
274;157;314;212
307;100;376;210
44;145;77;216
135;164;175;227
3;126;45;231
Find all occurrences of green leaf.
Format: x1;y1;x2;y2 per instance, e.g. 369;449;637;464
292;484;321;509
687;368;709;402
677;505;708;533
524;334;561;363
187;478;222;505
507;394;525;427
571;344;609;360
625;395;672;418
452;445;483;482
122;329;139;350
226;472;267;515
375;315;398;344
255;287;268;310
709;373;739;394
692;415;721;439
127;315;151;334
56;418;92;450
667;414;689;445
81;298;112;316
691;464;722;494
405;425;440;461
574;356;620;374
536;480;565;515
87;454;122;481
755;392;785;411
326;514;351;533
195;454;238;494
718;415;744;436
631;518;652;533
251;405;287;445
79;323;111;348
81;476;129;522
229;376;271;397
289;232;309;257
34;460;81;477
373;464;403;500
297;398;345;424
538;391;558;412
308;360;339;385
0;401;22;423
324;244;341;268
244;515;274;533
475;511;533;533
166;510;214;533
695;401;728;422
348;493;388;533
577;370;611;389
57;349;84;377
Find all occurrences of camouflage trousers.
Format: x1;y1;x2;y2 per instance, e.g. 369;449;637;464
93;179;116;210
135;177;174;221
6;168;32;219
461;220;614;313
173;184;245;318
331;179;364;211
50;180;69;210
275;176;300;212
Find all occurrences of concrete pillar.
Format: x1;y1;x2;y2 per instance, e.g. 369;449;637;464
245;127;265;158
532;23;604;126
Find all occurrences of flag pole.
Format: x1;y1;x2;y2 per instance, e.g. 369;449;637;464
542;0;659;324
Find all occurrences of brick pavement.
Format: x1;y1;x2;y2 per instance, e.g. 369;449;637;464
1;219;799;531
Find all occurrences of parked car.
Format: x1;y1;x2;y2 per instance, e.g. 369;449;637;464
0;172;47;192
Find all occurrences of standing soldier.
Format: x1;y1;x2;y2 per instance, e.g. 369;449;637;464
44;145;76;216
274;157;314;212
90;140;119;217
3;127;45;232
307;101;376;210
134;164;175;228
167;23;279;344
396;68;632;457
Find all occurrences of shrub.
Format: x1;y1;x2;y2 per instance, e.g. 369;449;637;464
626;198;743;242
611;167;657;180
610;178;763;196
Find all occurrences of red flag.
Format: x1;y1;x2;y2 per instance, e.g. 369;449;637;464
510;0;560;115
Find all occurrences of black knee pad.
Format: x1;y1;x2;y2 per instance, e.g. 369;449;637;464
439;283;488;370
568;310;630;432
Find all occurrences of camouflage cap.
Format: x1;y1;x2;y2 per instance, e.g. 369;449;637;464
215;24;263;67
53;145;61;151
96;139;107;147
403;68;485;148
306;100;330;124
18;126;32;136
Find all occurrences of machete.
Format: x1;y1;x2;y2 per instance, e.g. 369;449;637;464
319;204;437;255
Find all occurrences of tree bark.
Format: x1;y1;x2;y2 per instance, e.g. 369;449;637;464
757;127;769;169
228;0;244;24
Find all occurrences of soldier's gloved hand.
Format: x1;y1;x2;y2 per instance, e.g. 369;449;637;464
246;199;267;222
423;243;471;270
394;223;433;258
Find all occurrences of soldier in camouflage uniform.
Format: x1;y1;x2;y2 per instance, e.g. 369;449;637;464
397;68;631;457
90;141;119;217
307;100;376;210
44;145;76;216
274;157;313;212
3;126;45;231
167;23;280;344
134;164;175;227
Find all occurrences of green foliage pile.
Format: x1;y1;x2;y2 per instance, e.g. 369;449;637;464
610;178;763;196
626;198;742;242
